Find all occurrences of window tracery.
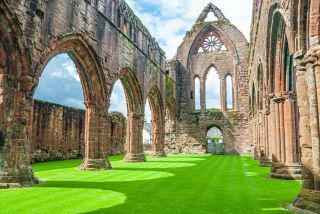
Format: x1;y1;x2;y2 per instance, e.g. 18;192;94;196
198;32;227;53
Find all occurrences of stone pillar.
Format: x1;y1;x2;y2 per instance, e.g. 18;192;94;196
291;51;320;213
221;78;226;111
80;102;111;170
270;100;277;163
306;64;320;188
252;118;259;159
200;77;206;110
283;95;299;164
0;75;39;188
124;112;146;162
271;94;301;179
150;116;166;158
260;110;272;166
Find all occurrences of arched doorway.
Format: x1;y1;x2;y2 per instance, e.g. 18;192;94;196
206;126;224;154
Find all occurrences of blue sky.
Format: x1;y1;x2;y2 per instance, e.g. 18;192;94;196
34;1;252;119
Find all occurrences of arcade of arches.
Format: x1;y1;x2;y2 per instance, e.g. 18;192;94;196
0;0;319;213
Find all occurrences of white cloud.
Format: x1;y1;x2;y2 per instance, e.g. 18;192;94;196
126;0;252;58
48;54;80;82
206;67;221;109
109;80;128;116
64;62;80;82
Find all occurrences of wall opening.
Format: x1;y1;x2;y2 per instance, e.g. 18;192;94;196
109;80;127;156
109;80;127;115
144;98;152;152
34;54;85;109
206;126;224;154
32;53;86;163
195;77;201;110
204;11;218;22
226;75;233;109
206;67;221;109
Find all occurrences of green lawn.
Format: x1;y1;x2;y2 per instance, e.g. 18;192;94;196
0;155;301;214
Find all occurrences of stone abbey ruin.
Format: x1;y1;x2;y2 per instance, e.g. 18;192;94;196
0;0;319;213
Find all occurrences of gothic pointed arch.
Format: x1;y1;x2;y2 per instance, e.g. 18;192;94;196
33;34;108;106
118;68;145;163
147;85;166;157
187;24;238;68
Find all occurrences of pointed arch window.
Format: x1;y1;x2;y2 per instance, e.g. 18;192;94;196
206;67;221;109
195;77;201;110
226;75;233;109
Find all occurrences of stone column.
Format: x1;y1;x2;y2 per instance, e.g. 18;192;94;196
252;118;259;160
270;100;277;163
124;112;146;162
283;95;299;164
150;115;166;158
200;77;206;111
271;94;301;179
80;102;111;170
0;75;39;188
291;51;320;213
306;64;320;188
260;110;272;166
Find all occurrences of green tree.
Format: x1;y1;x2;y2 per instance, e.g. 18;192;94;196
211;136;221;144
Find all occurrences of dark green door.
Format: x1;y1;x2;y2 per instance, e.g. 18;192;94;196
207;143;224;154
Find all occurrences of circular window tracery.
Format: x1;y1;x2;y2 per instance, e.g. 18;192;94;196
198;32;226;53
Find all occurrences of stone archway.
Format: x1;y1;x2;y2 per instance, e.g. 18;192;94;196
206;126;224;154
118;68;145;162
147;86;166;158
33;35;110;171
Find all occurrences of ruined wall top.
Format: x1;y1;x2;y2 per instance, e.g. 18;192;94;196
9;0;166;69
195;3;230;24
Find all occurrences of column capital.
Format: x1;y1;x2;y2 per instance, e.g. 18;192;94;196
295;45;320;69
128;111;144;119
84;101;96;108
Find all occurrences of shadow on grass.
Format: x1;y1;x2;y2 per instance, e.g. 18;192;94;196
32;159;83;172
31;155;301;214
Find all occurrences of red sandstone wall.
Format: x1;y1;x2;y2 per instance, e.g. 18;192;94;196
108;112;126;156
31;100;126;163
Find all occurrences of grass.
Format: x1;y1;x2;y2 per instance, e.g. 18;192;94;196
0;155;301;214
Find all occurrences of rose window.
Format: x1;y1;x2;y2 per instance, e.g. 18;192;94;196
198;32;226;53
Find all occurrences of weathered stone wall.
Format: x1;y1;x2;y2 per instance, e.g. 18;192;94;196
108;112;126;156
31;100;85;163
0;0;170;185
249;0;320;212
31;100;126;163
167;4;252;155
